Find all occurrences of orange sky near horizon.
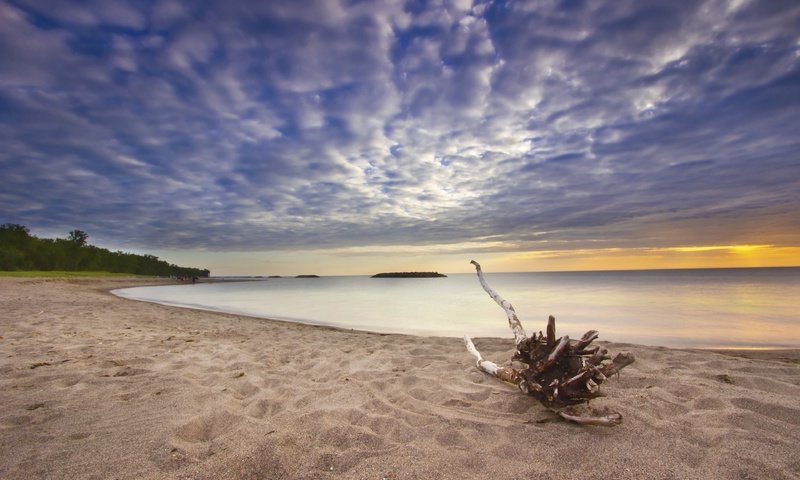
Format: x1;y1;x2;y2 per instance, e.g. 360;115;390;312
497;245;800;272
148;243;800;276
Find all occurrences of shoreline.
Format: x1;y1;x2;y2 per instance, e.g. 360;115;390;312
112;280;800;351
2;277;799;479
119;292;800;352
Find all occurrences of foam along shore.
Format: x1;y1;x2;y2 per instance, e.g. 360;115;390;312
1;277;799;479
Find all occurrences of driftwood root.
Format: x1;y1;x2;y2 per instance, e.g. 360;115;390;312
465;260;635;426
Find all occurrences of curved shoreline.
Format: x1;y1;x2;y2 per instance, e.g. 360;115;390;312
110;280;800;350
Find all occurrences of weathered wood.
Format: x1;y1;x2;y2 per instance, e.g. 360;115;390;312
574;330;599;351
465;260;635;426
546;315;556;347
599;352;636;377
463;336;521;385
559;409;622;426
470;260;527;346
587;347;609;366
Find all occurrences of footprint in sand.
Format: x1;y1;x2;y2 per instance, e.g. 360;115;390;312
224;379;261;400
112;367;150;377
174;411;242;444
443;398;472;408
731;397;800;426
435;429;471;448
693;397;726;410
1;415;32;427
246;398;284;419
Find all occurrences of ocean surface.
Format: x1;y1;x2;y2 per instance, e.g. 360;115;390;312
113;268;800;348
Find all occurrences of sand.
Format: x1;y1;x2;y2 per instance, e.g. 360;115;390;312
1;277;799;480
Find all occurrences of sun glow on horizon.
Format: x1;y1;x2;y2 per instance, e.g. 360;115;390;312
149;243;800;276
661;244;773;254
502;244;799;273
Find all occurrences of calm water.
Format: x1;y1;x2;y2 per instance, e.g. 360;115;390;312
113;268;800;348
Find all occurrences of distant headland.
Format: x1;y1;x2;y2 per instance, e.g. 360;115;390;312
371;272;447;278
295;275;320;278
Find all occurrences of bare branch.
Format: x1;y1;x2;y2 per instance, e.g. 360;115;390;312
558;410;623;426
463;336;521;385
599;352;636;377
574;330;599;351
470;260;527;346
546;315;556;347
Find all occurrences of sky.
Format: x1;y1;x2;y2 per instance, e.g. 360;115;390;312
1;0;799;276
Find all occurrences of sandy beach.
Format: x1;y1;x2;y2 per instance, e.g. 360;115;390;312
1;278;799;480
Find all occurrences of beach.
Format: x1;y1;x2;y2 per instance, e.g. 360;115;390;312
1;278;799;479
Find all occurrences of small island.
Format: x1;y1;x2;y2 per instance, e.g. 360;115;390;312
295;274;320;278
371;272;447;278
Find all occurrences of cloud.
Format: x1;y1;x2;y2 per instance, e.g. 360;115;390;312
1;0;798;257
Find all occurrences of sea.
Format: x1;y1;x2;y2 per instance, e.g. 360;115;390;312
112;267;800;349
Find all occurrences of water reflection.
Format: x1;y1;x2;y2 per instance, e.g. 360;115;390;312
114;268;800;348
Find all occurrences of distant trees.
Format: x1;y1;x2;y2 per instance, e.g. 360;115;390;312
0;223;210;277
0;224;30;270
68;229;88;246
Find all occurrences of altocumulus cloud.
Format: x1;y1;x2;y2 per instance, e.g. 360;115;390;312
1;0;798;253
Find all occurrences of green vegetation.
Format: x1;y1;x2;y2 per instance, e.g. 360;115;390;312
0;224;209;278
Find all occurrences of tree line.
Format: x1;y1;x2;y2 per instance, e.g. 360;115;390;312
0;224;210;278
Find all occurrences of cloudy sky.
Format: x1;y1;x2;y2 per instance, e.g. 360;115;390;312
1;0;799;275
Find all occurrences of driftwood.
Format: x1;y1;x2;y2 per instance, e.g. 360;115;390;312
464;260;634;426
